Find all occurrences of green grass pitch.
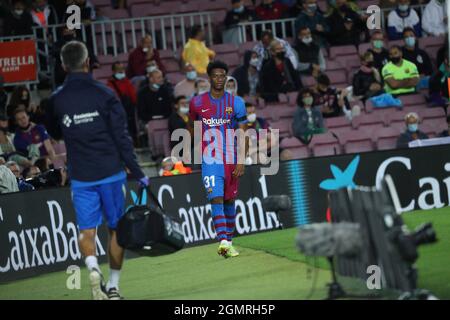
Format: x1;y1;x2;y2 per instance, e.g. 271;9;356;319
0;208;448;300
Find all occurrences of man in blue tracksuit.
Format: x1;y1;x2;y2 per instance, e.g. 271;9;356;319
46;41;148;300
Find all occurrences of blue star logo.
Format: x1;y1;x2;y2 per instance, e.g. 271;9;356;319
319;155;360;191
126;190;148;211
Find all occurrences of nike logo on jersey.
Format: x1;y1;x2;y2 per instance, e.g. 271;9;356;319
201;109;210;113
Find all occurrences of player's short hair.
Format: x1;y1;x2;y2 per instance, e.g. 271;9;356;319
175;95;187;104
60;41;89;72
207;60;229;76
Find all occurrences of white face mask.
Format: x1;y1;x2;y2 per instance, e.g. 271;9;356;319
247;113;257;123
249;58;259;67
14;9;24;15
147;66;157;73
179;106;189;114
152;83;161;90
226;89;236;96
115;72;126;80
302;36;313;44
142;47;149;53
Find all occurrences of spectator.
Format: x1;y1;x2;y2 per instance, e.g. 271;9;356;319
401;28;433;77
382;45;419;95
294;0;329;47
288;0;306;18
387;0;421;40
225;76;238;96
422;0;447;37
224;0;256;28
3;0;34;36
352;52;384;101
253;29;298;71
168;96;194;151
439;115;450;137
193;78;211;98
293;27;326;77
260;39;302;102
13;108;56;162
0;127;32;168
396;112;429;148
314;73;349;118
326;0;364;46
429;54;450;107
5;161;34;192
255;0;287;20
107;62;138;145
231;50;260;97
174;63;198;98
53;26;100;86
127;35;166;81
74;0;96;22
293;88;325;144
137;69;174;122
7;86;37;132
30;0;58;28
368;31;390;73
0;164;19;194
182;25;216;75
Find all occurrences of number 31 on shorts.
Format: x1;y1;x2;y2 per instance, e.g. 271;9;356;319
203;175;216;188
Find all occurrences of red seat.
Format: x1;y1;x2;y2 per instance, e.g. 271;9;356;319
419;107;446;120
327;70;347;86
217;52;240;68
419;36;445;50
375;127;401;151
270;119;292;138
301;75;316;87
310;132;341;156
421;118;447;135
338;128;374;154
398;93;426;108
165;72;185;85
130;3;176;17
162;58;180;73
147;119;169;157
100;8;130;19
358;42;372;55
352;113;386;133
287;91;299;106
211;43;239;54
324;116;352;136
329;45;357;59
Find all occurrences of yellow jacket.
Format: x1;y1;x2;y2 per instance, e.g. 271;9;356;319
182;38;215;75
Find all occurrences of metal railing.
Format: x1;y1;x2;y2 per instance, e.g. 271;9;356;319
236;4;428;43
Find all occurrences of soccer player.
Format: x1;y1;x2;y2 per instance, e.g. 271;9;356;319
45;41;149;300
189;61;248;258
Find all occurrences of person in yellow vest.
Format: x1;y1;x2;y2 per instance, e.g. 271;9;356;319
182;25;216;75
382;45;419;95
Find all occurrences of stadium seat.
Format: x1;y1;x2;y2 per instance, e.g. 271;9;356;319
211;43;239;54
270;119;293;138
419;107;446;120
280;137;311;159
375;127;401;151
287;92;299;106
419;35;445;50
329;45;357;59
239;41;259;56
339;129;374;154
358;42;371;56
147;119;170;157
310;132;341;156
352;112;387;133
217;52;240;69
100;8;130;20
398;93;427;108
166;72;185;85
324;116;352;136
301;76;316;88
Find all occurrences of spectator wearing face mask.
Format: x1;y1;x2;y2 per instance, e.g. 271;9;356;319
182;25;216;75
368;31;390;73
225;76;239;96
253;30;298;71
396;112;428;148
127;35;166;81
422;0;448;37
387;0;421;40
107;62;138;145
260;40;302;102
168;96;194;151
294;0;329;47
137;69;174;122
5;161;34;192
352;52;384;101
293;27;326;78
382;45;419;95
326;0;364;46
224;0;256;28
3;0;34;36
232;50;261;97
293;88;325;144
193;78;211;98
401;28;433;80
175;63;198;98
255;0;288;20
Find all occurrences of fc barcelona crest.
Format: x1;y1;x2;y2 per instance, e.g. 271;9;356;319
225;106;233;115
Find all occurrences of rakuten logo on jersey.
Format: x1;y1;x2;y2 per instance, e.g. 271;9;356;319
202;118;231;127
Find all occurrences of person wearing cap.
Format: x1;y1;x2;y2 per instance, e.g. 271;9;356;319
326;0;364;46
396;112;428;148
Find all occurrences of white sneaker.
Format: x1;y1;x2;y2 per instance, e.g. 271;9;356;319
89;269;109;300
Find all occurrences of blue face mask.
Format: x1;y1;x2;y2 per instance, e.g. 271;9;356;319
152;83;161;90
234;6;245;13
405;36;415;47
114;72;126;80
408;123;418;132
186;70;197;80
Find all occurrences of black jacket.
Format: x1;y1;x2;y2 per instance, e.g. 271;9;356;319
3;10;34;36
224;7;256;28
260;57;301;102
401;46;433;76
46;73;144;182
396;130;429;149
368;48;389;73
326;7;364;46
352;69;383;99
231;50;260;97
137;84;174;122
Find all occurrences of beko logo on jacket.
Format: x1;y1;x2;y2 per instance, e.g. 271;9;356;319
63;111;100;127
202;118;231;127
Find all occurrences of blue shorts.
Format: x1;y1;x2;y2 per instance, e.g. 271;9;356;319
202;163;239;201
71;177;127;230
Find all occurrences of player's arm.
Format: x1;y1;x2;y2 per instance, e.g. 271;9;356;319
106;94;145;180
233;98;249;178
